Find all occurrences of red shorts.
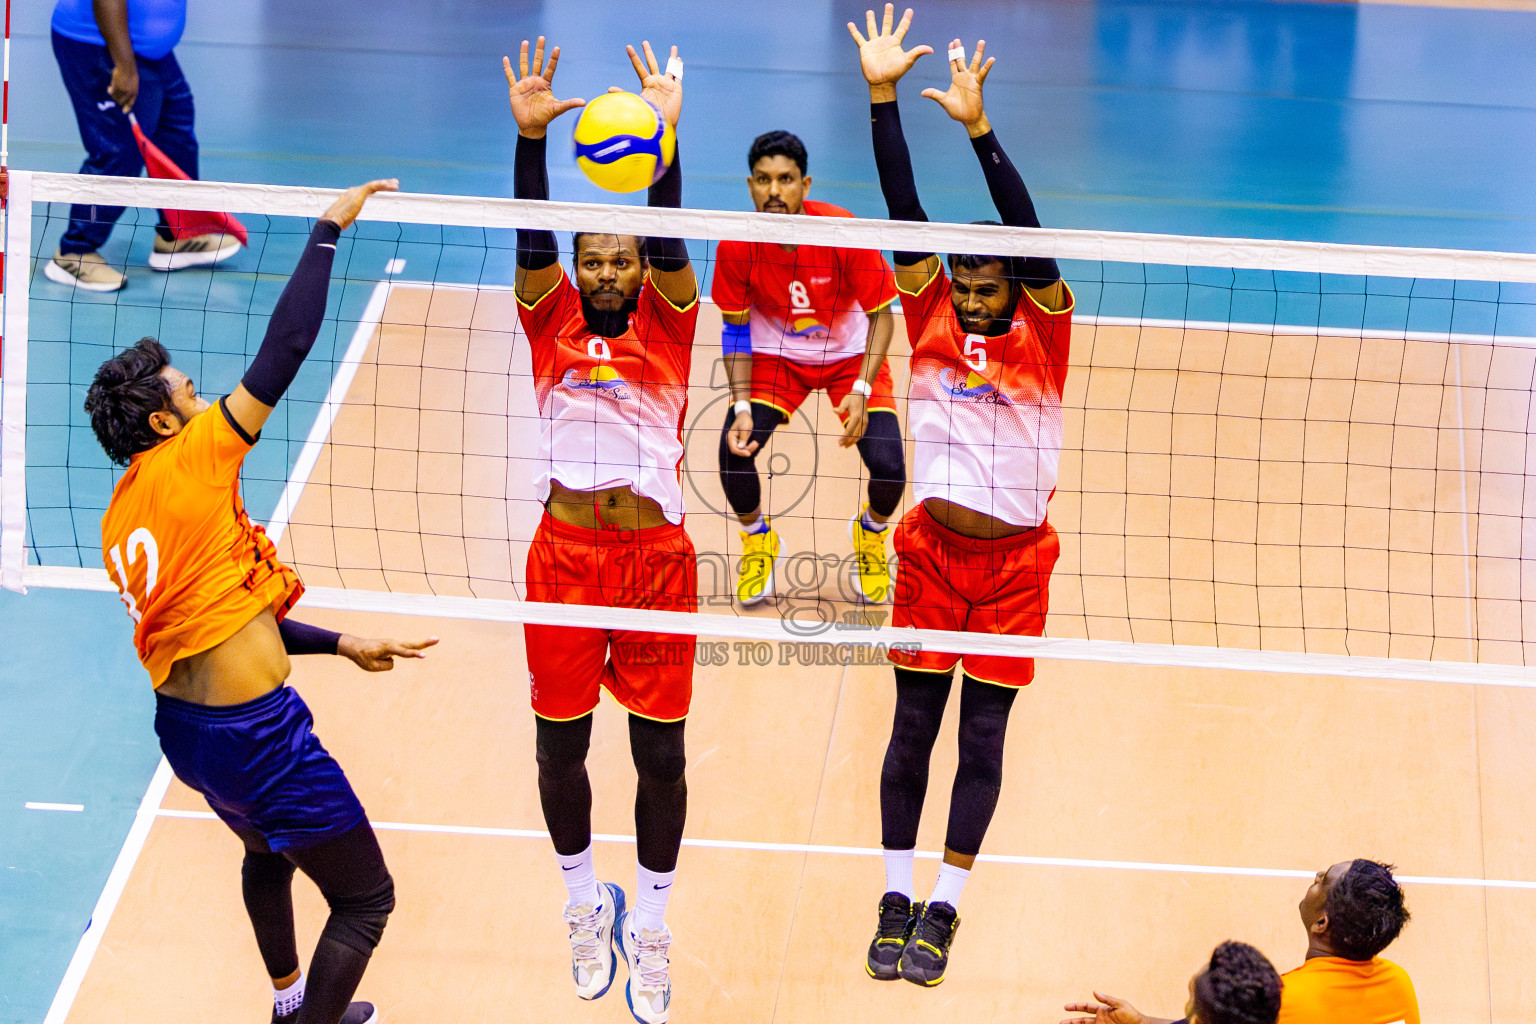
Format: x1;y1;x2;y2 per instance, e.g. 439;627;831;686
888;503;1059;687
524;513;698;722
750;352;898;422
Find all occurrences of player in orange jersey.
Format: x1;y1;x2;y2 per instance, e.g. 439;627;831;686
86;180;434;1024
1063;860;1415;1024
713;129;904;606
505;37;696;1024
851;5;1074;986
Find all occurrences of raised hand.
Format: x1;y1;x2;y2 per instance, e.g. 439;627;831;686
921;38;994;133
623;41;682;128
847;4;932;98
338;634;439;672
321;178;400;231
504;37;586;138
1060;992;1153;1024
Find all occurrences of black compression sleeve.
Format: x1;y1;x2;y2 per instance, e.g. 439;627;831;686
645;148;689;273
239;221;341;406
870;100;934;266
278;617;341;656
515;133;559;270
969;129;1060;286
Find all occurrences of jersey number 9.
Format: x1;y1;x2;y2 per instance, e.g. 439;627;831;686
107;528;161;623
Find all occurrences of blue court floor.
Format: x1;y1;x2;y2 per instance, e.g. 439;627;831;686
4;2;1536;1021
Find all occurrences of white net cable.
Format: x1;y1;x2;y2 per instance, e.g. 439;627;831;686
4;170;1535;686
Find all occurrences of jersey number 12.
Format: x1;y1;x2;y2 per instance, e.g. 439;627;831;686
107;528;160;623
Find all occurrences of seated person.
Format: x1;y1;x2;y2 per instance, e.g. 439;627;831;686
1061;940;1280;1024
1062;859;1416;1024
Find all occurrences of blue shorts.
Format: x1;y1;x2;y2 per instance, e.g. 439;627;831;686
154;685;367;853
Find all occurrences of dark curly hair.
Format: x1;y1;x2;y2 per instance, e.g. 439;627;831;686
1192;941;1282;1024
747;129;807;176
83;337;175;466
1326;859;1410;961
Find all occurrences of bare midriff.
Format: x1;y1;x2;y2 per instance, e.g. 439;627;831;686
157;607;291;706
921;497;1032;540
547;479;669;531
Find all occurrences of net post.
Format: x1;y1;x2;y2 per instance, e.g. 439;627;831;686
1;168;30;592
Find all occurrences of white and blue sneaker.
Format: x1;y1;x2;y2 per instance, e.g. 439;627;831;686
564;881;626;1000
616;911;673;1024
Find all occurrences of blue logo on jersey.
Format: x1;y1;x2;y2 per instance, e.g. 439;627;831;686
939;366;1014;405
561;365;632;401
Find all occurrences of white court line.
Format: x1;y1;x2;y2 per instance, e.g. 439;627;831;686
43;759;173;1024
153;807;1536;891
25;802;84;812
384;258;405;275
266;278;392;544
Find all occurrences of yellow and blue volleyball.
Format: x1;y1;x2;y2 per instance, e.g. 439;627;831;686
572;91;676;193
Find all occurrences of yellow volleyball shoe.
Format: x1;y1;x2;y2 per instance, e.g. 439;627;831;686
737;520;778;606
849;507;893;604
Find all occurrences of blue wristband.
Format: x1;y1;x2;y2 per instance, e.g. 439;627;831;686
721;319;752;355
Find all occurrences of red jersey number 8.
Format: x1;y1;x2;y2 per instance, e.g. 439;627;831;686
108;528;160;623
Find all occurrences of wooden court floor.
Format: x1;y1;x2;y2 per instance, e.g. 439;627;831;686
61;282;1536;1023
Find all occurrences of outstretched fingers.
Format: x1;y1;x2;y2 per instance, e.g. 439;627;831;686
518;38;530;79
847;21;868;46
544;45;562;83
502;54;516;87
893;5;915;42
881;2;895;36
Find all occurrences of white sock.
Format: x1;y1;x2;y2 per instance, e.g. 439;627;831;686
861;509;890;533
273;974;306;1017
883;848;915;899
633;864;676;933
741;512;768;534
557;844;601;907
929;861;970;909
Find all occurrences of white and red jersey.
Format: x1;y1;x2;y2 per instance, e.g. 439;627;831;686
900;266;1074;528
711;200;897;366
515;272;700;524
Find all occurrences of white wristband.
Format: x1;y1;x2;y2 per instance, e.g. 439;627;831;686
666;56;684;80
733;399;752;416
850;378;873;398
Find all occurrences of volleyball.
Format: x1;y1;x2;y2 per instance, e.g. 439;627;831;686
572;91;675;193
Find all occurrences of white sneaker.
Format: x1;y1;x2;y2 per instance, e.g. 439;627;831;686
148;232;242;271
617;912;672;1024
43;250;127;292
564;881;625;1000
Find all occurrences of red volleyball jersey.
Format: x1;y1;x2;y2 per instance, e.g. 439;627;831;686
711;200;897;366
515;271;701;523
900;266;1074;527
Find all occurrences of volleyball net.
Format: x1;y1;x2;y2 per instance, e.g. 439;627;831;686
3;170;1535;685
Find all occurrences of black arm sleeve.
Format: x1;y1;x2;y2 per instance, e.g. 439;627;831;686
870;100;934;266
969;129;1060;287
239;220;341;407
278;617;341;656
515;133;559;270
645;147;689;273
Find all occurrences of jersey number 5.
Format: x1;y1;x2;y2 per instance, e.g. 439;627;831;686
963;334;988;372
108;528;160;623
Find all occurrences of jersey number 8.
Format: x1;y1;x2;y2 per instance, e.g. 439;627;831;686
107;528;160;623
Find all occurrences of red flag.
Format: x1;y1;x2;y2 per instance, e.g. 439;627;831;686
129;115;247;245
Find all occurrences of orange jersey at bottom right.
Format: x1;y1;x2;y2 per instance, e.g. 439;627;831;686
1277;956;1418;1024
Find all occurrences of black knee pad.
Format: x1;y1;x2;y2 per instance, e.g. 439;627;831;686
323;872;395;955
955;676;1017;785
629;716;687;785
242;849;297;888
536;713;593;778
857;412;907;517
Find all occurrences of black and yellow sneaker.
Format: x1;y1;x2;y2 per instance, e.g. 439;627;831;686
898;900;960;987
865;892;918;981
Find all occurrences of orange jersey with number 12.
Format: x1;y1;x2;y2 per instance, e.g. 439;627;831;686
101;402;303;687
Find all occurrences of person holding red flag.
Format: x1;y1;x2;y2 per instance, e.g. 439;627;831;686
48;0;240;292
